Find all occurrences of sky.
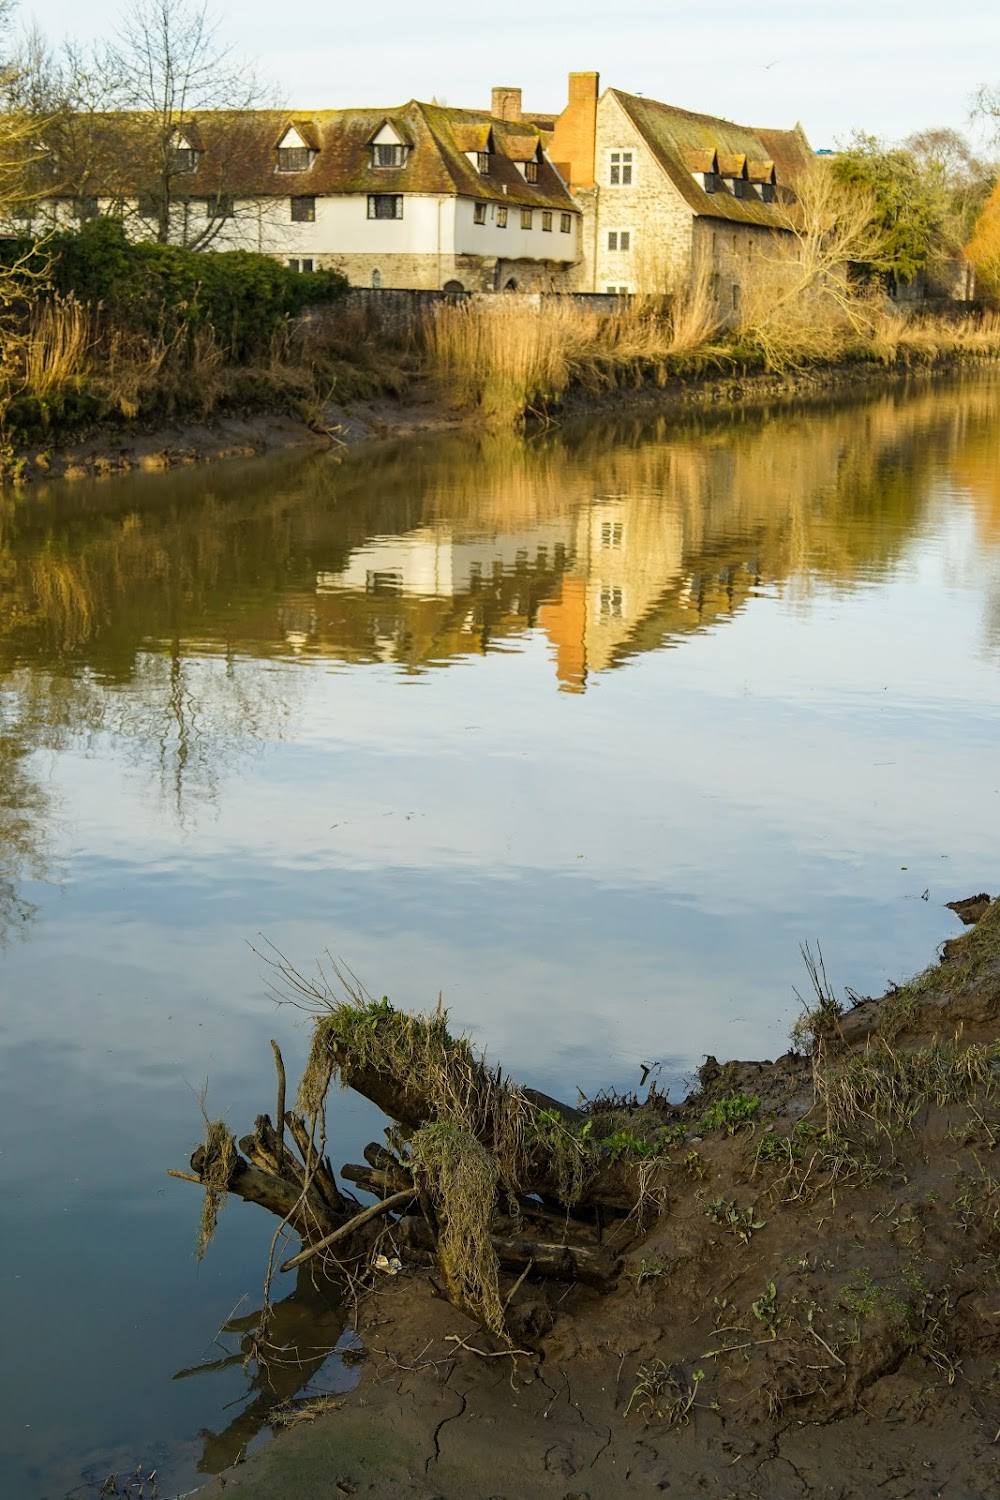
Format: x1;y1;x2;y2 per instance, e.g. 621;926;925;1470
21;0;1000;152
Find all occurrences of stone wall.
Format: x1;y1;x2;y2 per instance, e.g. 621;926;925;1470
591;93;694;295
303;286;627;339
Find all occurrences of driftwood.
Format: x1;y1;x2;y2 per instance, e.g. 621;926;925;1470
172;1016;649;1338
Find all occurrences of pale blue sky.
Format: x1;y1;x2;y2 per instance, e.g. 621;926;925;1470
22;0;1000;151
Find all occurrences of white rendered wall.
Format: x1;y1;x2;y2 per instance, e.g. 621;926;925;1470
454;197;578;262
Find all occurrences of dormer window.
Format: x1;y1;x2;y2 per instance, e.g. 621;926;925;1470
172;135;198;173
702;171;718;193
762;182;775;203
278;146;312;172
373;143;406;168
476;150;490;175
276;126;315;173
524;160;538;183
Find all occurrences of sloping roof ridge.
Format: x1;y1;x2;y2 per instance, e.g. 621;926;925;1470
609;88;752;134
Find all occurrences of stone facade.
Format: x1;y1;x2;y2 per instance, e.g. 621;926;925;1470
591;92;695;295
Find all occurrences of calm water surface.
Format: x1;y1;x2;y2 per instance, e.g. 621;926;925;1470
2;379;1000;1497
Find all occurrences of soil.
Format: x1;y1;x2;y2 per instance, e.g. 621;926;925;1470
12;357;986;488
192;898;1000;1500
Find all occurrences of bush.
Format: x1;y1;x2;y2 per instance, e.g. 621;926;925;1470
42;217;349;360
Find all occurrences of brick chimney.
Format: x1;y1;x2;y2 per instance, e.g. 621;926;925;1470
549;71;599;190
491;86;523;122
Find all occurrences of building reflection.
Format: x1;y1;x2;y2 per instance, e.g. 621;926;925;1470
0;375;999;905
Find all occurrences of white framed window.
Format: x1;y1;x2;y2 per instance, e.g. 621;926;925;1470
368;194;403;219
607;230;631;252
542;210;552;231
525;160;539;182
476;150;491;175
496;205;508;227
290;195;315;222
609;150;633;186
560;212;572;233
605;284;630;294
474;201;487;224
520;208;533;229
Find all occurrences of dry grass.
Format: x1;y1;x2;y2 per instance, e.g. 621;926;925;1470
23;297;93;397
410;1121;505;1334
817;1034;1000;1138
196;1117;238;1261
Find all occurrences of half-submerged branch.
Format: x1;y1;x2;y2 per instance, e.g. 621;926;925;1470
171;993;679;1337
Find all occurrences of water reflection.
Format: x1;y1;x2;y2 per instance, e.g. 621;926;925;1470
175;1270;353;1476
3;378;1000;1498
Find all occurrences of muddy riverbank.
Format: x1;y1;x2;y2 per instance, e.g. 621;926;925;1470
11;355;992;488
189;897;1000;1500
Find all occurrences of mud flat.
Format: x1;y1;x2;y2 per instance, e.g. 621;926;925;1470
175;896;1000;1500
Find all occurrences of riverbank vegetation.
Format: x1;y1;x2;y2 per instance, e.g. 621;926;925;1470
174;896;1000;1489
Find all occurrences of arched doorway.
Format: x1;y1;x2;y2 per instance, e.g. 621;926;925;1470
442;279;464;293
371;269;382;288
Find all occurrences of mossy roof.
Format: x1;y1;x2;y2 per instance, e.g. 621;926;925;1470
58;103;578;214
608;90;813;227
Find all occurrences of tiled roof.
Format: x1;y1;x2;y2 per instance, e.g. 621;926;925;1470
608;90;812;226
53;103;578;214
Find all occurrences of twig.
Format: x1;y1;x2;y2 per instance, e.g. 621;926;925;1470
808;1323;846;1366
444;1333;532;1359
271;1040;286;1172
501;1258;534;1315
280;1189;416;1272
167;1168;205;1185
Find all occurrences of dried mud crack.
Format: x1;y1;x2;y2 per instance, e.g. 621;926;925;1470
188;897;1000;1499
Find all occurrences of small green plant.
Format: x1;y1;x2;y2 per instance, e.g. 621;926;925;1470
633;1257;667;1289
625;1361;706;1425
700;1091;761;1136
751;1280;779;1337
682;1148;704;1179
705;1196;766;1244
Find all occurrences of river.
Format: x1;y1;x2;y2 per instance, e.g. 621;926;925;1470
2;377;1000;1498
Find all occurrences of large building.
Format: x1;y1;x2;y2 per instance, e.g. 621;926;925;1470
544;72;815;300
21;101;583;293
18;75;816;299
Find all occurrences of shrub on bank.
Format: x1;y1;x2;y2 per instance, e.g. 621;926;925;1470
41;217;349;359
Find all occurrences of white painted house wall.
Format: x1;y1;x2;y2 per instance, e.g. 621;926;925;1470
454;196;577;262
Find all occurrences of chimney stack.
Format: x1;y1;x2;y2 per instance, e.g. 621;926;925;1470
491;86;523;122
549;71;599;190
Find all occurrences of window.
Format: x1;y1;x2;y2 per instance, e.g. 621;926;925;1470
608;230;631;252
476;150;490;175
277;146;312;172
366;569;403;596
599;586;623;618
172;148;196;173
473;201;487;225
75;195;98;221
762;182;775;203
496;205;507;228
372;143;405;168
372;269;382;288
520;208;532;229
609;150;633;185
601;521;623;549
137;193;159;219
291;195;315;222
732;283;740;310
287;259;300;271
542;210;552;231
207;193;234;219
368;194;403;219
301;259;314;273
605;284;629;294
703;171;718;193
560;212;572;233
732;178;748;200
524;160;538;183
